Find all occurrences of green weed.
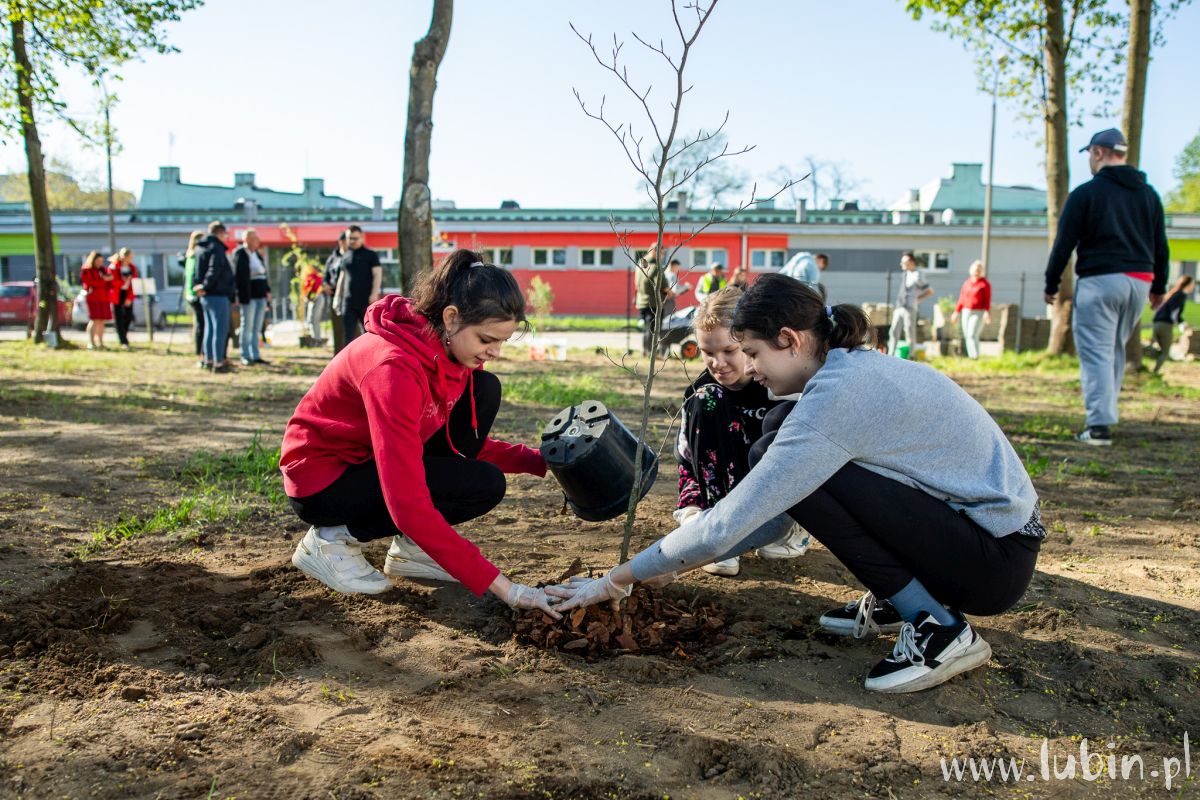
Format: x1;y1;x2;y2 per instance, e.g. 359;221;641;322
932;351;1079;376
78;432;283;557
179;431;285;506
1134;373;1200;401
79;498;197;555
528;315;632;333
504;372;624;409
1016;443;1051;479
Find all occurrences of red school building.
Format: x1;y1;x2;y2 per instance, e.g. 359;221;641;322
236;211;790;316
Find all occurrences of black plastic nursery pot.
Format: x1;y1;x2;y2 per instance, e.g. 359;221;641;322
540;400;659;522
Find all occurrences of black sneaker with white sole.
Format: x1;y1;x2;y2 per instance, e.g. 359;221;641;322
1076;426;1112;446
818;592;904;638
864;611;991;693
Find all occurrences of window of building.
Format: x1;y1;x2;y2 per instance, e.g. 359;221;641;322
533;248;567;267
691;248;728;269
485;248;513;267
580;248;615;268
165;254;185;288
750;249;787;269
913;250;951;272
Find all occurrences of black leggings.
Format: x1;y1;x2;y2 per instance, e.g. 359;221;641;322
289;369;507;543
190;299;205;357
750;404;1040;616
113;302;134;345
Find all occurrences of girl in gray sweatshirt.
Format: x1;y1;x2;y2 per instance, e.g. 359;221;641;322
551;275;1044;694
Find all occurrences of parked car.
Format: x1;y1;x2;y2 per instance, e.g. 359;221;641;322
0;281;72;328
71;291;167;331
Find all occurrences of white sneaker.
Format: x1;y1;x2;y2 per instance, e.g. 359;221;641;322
757;525;810;559
384;535;458;582
700;557;740;577
291;526;391;595
864;612;991;693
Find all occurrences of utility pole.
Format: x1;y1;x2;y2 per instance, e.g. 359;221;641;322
980;66;998;276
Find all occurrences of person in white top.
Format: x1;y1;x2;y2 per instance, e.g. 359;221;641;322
887;252;932;357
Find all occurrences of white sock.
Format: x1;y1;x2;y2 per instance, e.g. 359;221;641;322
317;525;350;542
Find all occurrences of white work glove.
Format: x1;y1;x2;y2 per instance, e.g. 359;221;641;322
505;582;564;620
551;573;633;612
672;505;704;526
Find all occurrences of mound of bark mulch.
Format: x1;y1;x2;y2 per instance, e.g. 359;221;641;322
513;561;728;659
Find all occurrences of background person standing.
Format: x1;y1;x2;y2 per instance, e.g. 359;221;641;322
301;261;325;342
1044;128;1168;445
80;251;113;350
1151;275;1194;373
634;244;669;357
780;250;819;287
333;225;381;347
234;229;272;365
325;232;346;354
951;260;992;359
888;252;932;357
693;262;726;305
109;248;139;349
181;231;206;366
194;220;237;373
814;253;830;300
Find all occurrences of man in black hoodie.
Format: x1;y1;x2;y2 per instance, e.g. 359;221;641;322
1044;128;1168;446
193;220;238;373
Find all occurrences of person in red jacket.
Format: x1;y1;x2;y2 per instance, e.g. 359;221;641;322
281;248;565;617
950;260;992;359
80;251;113;350
109;248;139;349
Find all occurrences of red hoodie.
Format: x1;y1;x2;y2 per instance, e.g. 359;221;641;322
280;295;546;595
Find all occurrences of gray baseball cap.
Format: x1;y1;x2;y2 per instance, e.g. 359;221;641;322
1080;128;1127;153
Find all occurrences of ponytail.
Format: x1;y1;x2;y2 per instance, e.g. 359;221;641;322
730;273;874;359
411;248;529;340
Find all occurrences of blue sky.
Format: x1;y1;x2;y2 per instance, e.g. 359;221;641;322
3;0;1197;209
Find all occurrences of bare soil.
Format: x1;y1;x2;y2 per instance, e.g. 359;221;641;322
1;339;1198;799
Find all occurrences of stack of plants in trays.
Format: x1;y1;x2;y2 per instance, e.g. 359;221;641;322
513;560;728;659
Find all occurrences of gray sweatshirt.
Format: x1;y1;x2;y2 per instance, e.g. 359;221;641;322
630;347;1040;581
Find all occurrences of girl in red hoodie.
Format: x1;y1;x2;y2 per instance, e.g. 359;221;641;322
281;249;563;617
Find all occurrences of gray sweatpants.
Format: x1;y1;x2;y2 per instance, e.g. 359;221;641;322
888;307;917;355
1073;273;1150;428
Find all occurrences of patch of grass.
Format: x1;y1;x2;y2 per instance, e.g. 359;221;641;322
1016;443;1051;479
80;497;198;555
504;372;625;409
1133;372;1200;401
997;413;1077;441
178;431;285;506
932;351;1079;376
1059;458;1113;480
528;315;632;332
77;432;284;557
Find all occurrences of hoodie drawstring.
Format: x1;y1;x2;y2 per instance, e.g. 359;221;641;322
467;369;479;439
432;356;481;457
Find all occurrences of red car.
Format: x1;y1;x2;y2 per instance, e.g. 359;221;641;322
0;281;73;327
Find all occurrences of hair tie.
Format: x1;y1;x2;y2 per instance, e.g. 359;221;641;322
825;305;836;326
469;261;484;268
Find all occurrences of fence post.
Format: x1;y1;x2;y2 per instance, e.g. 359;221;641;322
885;269;893;328
1015;272;1025;354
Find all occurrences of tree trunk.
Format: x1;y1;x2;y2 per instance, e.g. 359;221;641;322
399;0;452;293
1044;0;1074;355
1121;0;1151;169
1122;0;1152;370
11;14;59;346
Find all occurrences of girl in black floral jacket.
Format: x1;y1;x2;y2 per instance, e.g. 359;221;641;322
676;286;809;576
